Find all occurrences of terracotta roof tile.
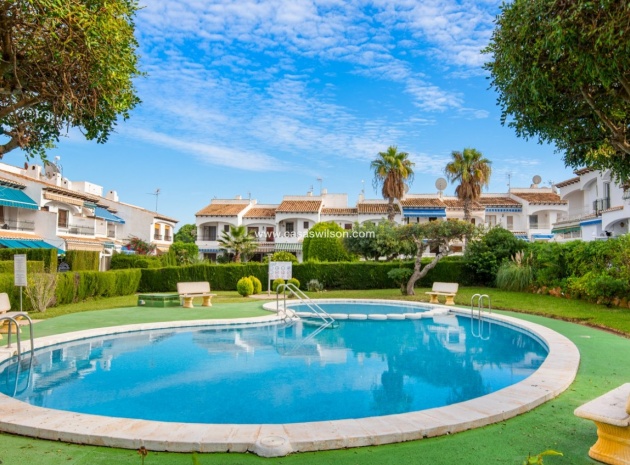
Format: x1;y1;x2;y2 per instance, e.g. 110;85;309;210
196;203;249;216
602;205;624;213
276;200;322;213
440;198;483;210
321;208;358;215
357;203;399;214
0;177;26;189
0;231;43;240
555;177;580;188
574;167;594;175
512;192;567;204
243;207;277;218
400;198;445;208
477;196;522;207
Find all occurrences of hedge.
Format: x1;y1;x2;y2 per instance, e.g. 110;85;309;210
139;259;465;292
110;253;165;269
0;248;57;271
0;260;45;274
0;269;141;311
65;250;100;271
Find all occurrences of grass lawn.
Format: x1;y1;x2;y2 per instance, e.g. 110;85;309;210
1;287;629;464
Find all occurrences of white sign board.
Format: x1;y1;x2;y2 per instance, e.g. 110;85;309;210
269;261;292;280
14;254;27;287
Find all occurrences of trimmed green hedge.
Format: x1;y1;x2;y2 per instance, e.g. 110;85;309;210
111;253;165;269
0;248;57;271
0;260;45;274
65;250;100;271
139;259;465;292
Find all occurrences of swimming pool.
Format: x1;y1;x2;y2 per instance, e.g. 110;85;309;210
0;303;580;456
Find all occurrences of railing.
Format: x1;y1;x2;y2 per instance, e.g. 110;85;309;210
60;224;95;236
470;294;491;340
0;219;35;232
164;235;173;241
153;233;163;240
593;198;611;214
200;235;217;241
107;230;116;238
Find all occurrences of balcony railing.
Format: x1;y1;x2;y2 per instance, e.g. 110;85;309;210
0;219;35;232
60;224;95;236
164;235;172;242
107;230;116;238
200;235;217;241
154;233;163;240
593;197;611;214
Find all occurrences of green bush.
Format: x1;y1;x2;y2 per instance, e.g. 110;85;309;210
111;253;163;269
170;242;200;265
65;250;100;271
0;248;57;271
387;268;413;293
0;260;45;273
288;277;300;289
249;275;262;294
307;279;324;292
584;272;628;306
272;278;285;293
303;222;354;262
236;277;254;297
495;262;534;292
263;251;298;264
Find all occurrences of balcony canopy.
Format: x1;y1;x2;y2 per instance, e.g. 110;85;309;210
0;186;38;210
402;208;447;218
0;239;59;250
94;206;125;224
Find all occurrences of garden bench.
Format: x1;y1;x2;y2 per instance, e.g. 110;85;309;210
0;292;25;339
574;383;630;465
177;282;216;308
425;282;459;305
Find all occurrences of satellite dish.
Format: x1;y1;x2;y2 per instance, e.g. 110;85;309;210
435;178;447;191
44;161;60;178
532;175;542;185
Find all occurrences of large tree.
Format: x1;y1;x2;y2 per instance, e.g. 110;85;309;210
444;148;492;221
398;220;476;296
218;225;257;263
371;146;415;222
174;224;197;244
484;0;630;180
0;0;142;158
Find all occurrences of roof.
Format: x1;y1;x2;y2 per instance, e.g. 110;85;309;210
555;177;580;188
196;203;249;216
243;207;277;218
512;192;567;205
574;167;595;175
477;196;522;207
276;200;322;213
321;208;358;215
0;231;43;240
357;202;399;214
400;198;445;208
0;177;26;189
440;198;483;210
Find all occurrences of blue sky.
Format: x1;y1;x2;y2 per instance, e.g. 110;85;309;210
7;0;576;228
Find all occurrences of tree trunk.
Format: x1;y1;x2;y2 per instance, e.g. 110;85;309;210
405;238;448;295
387;197;395;222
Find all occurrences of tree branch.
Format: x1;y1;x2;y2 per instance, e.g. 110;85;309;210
0;96;42;119
0;134;21;159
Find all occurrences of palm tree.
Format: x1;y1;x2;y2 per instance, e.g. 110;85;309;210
371;146;415;222
444;148;492;221
218;225;257;263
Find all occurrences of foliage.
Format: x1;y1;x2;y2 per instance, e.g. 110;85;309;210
495;251;534;292
0;260;44;273
464;227;528;285
248;275;262;294
236;277;254;297
397;220;476;295
110;253;163;269
387;267;413;294
24;272;58;312
262;251;298;264
444;148;492;221
344;221;413;260
0;248;57;271
125;236;156;255
65;250;99;271
272;278;285;293
288;277;300;289
0;0;142;158
307;279;324;292
174;224;197;243
371;145;415;221
170;242;200;265
523;450;563;465
484;0;630;180
218;225;257;263
303;222;354;262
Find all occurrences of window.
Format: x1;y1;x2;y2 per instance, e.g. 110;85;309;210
164;225;172;241
344;223;352;230
223;224;230;232
303;221;309;229
154;225;162;240
285;222;294;236
203;226;217;241
247;226;258;238
58;209;69;228
529;215;539;229
506;216;513;230
486;215;497;227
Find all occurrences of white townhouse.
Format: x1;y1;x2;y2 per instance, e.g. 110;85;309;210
553;168;630;241
0;161;177;269
508;189;568;242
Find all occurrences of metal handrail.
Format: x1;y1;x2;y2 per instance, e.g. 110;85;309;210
276;283;335;327
1;313;35;359
470;294;491;340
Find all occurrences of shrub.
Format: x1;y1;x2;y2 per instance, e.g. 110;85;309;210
307;279;324;292
387;268;413;294
65;250;100;271
303;222;354;262
249;275;262;294
287;277;300;289
0;260;44;273
263;251;298;264
24;272;58;313
0;248;57;271
272;278;285;293
584;272;628;306
170;242;200;265
236;277;254;297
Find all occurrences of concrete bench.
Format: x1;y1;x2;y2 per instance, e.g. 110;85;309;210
177;282;217;308
425;282;459;305
0;292;24;339
574;383;630;465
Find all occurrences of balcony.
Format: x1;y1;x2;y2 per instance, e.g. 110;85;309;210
201;234;217;241
0;219;35;232
593;198;611;214
60;223;95;236
164;235;173;242
154;233;163;240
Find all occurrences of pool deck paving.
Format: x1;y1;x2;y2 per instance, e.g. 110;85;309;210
0;300;581;458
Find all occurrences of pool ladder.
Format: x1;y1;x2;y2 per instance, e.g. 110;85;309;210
276;283;335;329
0;313;35;359
470;294;491;340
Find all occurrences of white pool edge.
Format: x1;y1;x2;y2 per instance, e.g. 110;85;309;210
0;306;580;457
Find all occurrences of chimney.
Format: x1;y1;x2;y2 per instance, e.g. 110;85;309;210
25;164;42;179
106;190;119;202
235;195;242;200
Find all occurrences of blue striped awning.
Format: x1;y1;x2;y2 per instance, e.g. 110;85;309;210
580;218;602;226
402;208;447;218
200;248;221;253
0;239;59;250
0;186;38;210
94;206;125;224
532;234;554;240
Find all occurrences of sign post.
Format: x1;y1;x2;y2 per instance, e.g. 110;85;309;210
14;254;27;312
268;261;293;294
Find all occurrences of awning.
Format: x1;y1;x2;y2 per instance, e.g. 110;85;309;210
402;208;447;218
513;234;529;240
0;239;59;249
255;243;276;253
94;206;125;224
485;207;522;213
275;243;302;252
0;186;38;210
531;234;555;240
580;218;602;226
551;226;581;234
64;239;104;251
43;192;84;206
200;248;221;253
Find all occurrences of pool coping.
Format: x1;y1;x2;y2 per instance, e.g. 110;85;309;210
0;304;580;457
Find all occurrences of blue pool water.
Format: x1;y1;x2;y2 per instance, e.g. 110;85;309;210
0;316;548;424
289;301;431;315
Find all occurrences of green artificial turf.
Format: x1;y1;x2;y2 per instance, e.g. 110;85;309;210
1;294;628;464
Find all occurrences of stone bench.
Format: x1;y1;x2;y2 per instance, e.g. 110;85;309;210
425;282;459;306
177;282;217;308
0;292;25;339
574;383;630;465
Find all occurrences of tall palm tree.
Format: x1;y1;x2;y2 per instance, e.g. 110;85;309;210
371;146;415;222
444;148;492;221
218;225;257;263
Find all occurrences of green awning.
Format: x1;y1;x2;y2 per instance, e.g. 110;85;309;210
0;186;38;210
275;243;302;252
551;226;581;234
